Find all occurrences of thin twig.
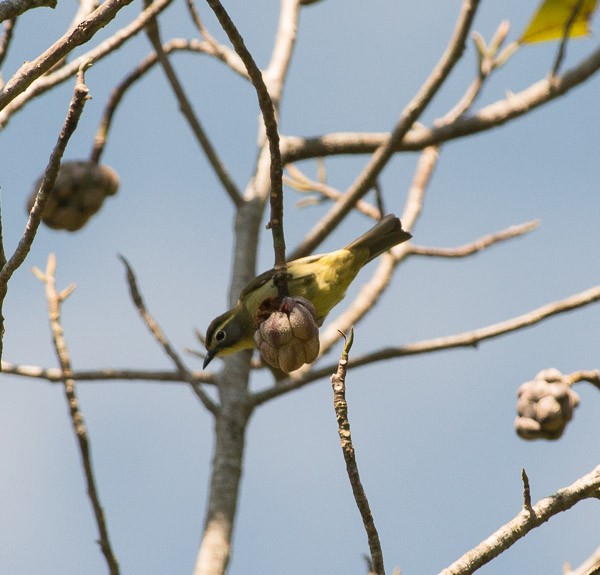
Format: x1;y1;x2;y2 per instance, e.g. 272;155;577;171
438;465;600;575
0;0;135;110
565;369;600;391
0;0;174;129
521;468;533;511
143;3;243;207
0;65;90;363
407;220;540;258
90;39;232;163
204;1;288;274
281;42;600;164
252;283;600;405
33;254;120;575
119;255;219;414
551;0;586;77
288;0;481;260
0;0;56;22
564;544;600;575
285;164;381;219
1;361;216;383
311;146;439;359
0;18;16;75
263;0;300;107
331;329;385;575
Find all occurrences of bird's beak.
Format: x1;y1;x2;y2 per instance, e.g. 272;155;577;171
203;349;216;369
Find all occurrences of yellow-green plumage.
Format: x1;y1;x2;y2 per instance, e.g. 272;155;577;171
203;214;411;367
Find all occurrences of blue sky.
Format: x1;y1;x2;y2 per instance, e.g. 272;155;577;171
1;1;599;574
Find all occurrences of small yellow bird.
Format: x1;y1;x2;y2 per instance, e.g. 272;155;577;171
203;214;411;368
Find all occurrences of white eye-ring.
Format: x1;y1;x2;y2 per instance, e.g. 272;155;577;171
215;330;226;342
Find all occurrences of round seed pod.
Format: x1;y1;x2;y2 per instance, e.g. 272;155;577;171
514;368;580;440
254;296;320;373
27;161;119;231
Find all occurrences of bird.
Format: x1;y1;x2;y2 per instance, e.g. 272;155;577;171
203;214;411;368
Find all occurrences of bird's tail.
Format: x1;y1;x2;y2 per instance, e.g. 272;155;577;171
344;214;412;263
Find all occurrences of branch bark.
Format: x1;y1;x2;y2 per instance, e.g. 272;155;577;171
33;254;120;575
287;0;481;260
252;283;600;404
281;42;600;164
439;465;600;575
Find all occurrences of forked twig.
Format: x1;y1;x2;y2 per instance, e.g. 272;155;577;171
439;465;600;575
0;65;90;362
32;254;120;575
143;4;243;207
288;0;481;260
331;329;385;575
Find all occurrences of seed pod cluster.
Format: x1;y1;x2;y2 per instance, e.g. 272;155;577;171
254;296;320;373
515;368;580;440
27;161;119;231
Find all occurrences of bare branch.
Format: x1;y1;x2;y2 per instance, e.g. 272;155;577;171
439;465;600;575
205;0;286;271
1;361;215;384
565;369;600;391
90;38;236;163
521;468;533;511
0;65;89;362
551;0;585;77
252;283;600;405
316;146;439;358
407;220;540;258
331;329;385;575
0;0;136;110
288;0;481;260
144;6;243;207
281;42;600;164
33;254;120;575
285;164;381;219
185;0;248;76
0;0;56;22
564;544;600;575
0;0;174;129
263;0;300;107
0;18;16;75
119;255;219;414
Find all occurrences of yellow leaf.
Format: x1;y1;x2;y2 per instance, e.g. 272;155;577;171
520;0;598;44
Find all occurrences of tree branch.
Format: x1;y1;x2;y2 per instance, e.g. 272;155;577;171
0;0;136;110
32;254;120;575
0;0;56;22
144;5;243;207
252;283;600;405
281;42;600;164
119;255;219;414
287;0;481;260
0;0;174;129
407;220;540;258
1;361;215;383
205;0;286;271
0;64;89;363
439;465;600;575
331;330;385;575
184;0;248;77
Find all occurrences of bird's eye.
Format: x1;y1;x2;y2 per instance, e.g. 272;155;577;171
215;330;226;342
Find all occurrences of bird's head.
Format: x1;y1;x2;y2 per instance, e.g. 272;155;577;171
203;306;253;368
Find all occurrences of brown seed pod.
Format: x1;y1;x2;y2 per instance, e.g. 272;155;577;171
27;161;119;231
254;296;320;373
515;368;580;440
